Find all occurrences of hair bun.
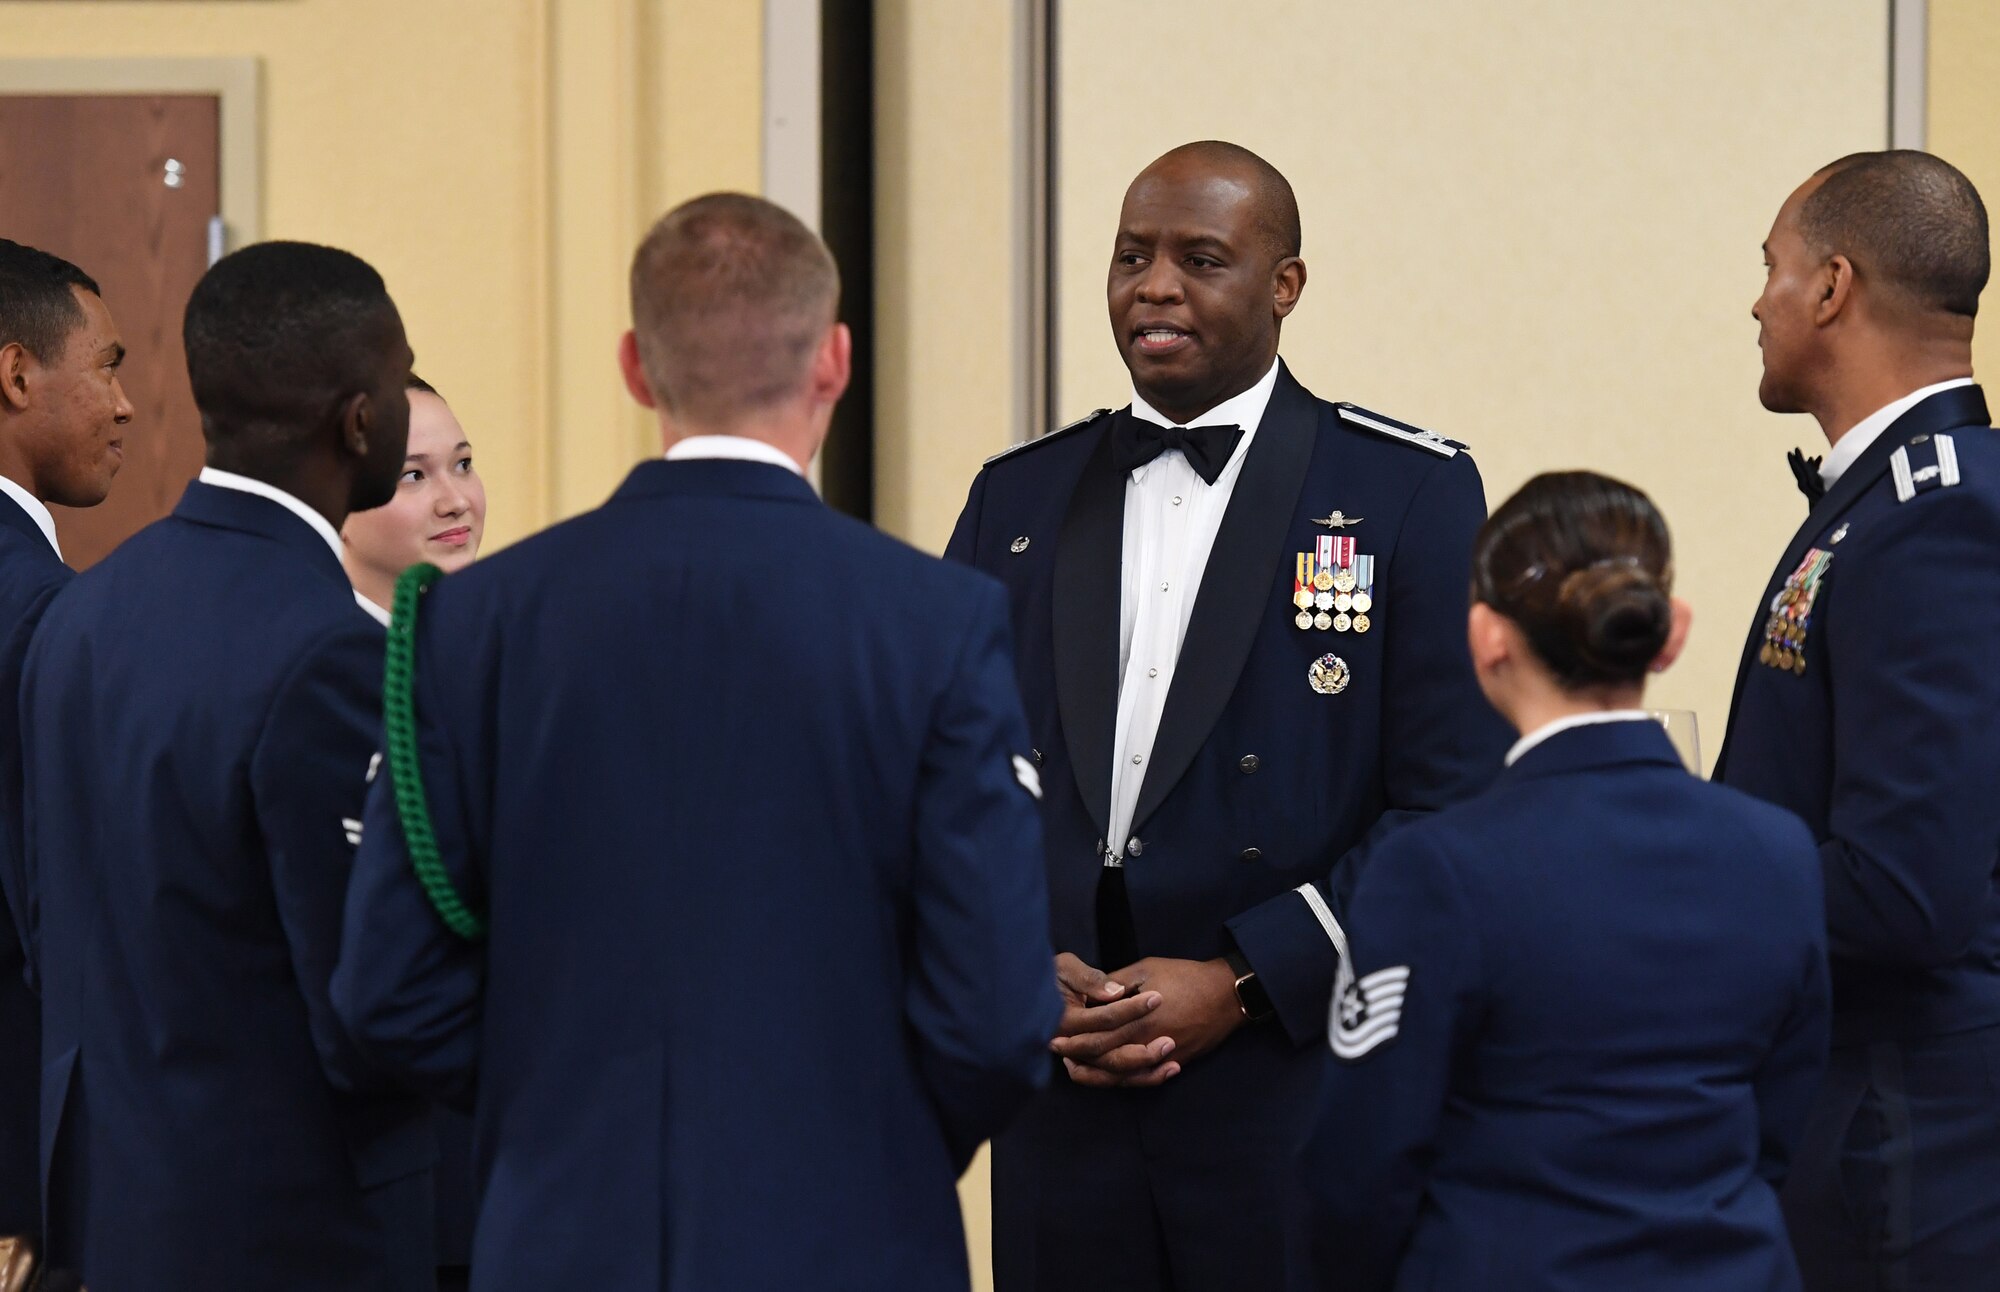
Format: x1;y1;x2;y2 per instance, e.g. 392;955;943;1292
1559;563;1671;679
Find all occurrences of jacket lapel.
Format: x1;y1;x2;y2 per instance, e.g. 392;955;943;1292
1052;418;1129;841
1716;384;1990;774
1131;365;1318;830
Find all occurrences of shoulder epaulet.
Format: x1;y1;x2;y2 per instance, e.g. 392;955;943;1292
982;408;1114;468
1334;402;1468;458
1890;431;1963;503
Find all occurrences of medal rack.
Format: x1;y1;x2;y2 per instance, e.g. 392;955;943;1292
1294;535;1375;634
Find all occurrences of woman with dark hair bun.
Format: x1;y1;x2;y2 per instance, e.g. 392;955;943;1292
1300;471;1832;1292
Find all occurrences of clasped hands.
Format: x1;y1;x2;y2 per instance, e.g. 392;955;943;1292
1048;951;1244;1087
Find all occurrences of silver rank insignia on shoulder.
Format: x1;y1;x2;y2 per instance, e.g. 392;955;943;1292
1330;954;1409;1059
1892;433;1962;502
1010;536;1030;553
1011;754;1042;800
1335;402;1468;458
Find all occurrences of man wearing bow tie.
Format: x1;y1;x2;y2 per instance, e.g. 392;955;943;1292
1719;150;2000;1291
947;140;1510;1291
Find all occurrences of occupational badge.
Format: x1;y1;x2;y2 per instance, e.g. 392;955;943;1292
1308;653;1351;695
1758;548;1831;676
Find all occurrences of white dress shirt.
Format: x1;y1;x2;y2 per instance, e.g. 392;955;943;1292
665;434;807;476
196;466;384;621
1819;377;1976;489
1504;709;1654;767
0;473;62;560
1106;358;1281;860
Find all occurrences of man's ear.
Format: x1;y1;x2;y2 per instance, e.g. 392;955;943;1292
1815;254;1855;327
339;390;374;458
0;342;35;413
618;331;658;410
810;322;852;409
1272;256;1307;321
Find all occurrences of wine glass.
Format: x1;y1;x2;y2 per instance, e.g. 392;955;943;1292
1649;709;1701;776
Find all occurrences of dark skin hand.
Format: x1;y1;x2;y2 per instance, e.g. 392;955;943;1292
1108;142;1307;426
1050;953;1244;1088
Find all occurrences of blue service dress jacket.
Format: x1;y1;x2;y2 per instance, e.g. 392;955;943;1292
0;491;68;1245
20;481;434;1291
1716;383;2000;1287
1302;718;1830;1292
332;456;1062;1292
946;363;1511;1288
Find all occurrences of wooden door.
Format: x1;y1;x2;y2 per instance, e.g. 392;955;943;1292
0;95;219;569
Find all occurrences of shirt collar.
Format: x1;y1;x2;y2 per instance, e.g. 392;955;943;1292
196;467;344;563
354;592;391;626
1126;357;1281;481
0;474;61;559
1820;377;1977;489
1504;709;1655;767
664;434;806;477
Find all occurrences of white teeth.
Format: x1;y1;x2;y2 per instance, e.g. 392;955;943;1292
1144;331;1181;343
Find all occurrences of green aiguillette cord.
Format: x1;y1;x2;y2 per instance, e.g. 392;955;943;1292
384;561;486;940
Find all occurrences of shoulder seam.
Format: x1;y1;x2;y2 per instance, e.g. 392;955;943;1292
981;407;1113;468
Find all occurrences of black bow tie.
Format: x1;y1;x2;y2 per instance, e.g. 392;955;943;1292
1787;447;1827;507
1110;418;1245;486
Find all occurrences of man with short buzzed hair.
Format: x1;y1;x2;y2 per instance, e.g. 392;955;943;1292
1719;149;2000;1291
0;238;130;1257
948;141;1509;1290
333;193;1060;1290
23;240;429;1290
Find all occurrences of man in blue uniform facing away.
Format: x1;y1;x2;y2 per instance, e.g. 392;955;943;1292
332;194;1060;1291
946;141;1511;1291
1719;149;2000;1290
0;239;130;1261
21;241;432;1290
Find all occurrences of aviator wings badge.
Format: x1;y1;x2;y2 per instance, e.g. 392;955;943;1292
1313;510;1363;530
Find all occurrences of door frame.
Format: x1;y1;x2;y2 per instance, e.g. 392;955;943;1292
0;57;262;252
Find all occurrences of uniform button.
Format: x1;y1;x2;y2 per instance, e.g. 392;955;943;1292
1147;667;1159;678
1131;753;1144;764
1160;581;1170;592
1127;838;1144;857
1240;847;1262;862
1239;754;1260;774
1172;495;1183;506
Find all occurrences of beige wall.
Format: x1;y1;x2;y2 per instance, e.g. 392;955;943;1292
4;0;762;548
1931;0;2000;381
874;0;1034;550
1050;0;1887;762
